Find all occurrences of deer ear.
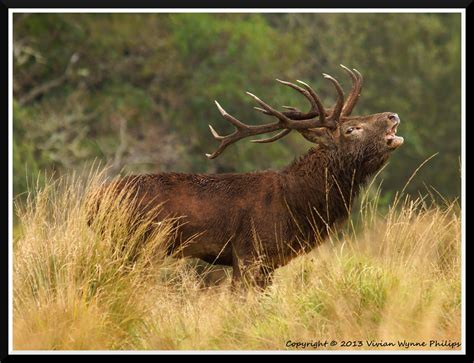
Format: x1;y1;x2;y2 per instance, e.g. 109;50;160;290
298;128;332;144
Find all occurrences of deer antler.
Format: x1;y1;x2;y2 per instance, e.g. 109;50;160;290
206;66;364;159
206;92;331;159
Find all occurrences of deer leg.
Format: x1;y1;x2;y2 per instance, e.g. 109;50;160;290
231;254;244;291
255;266;274;290
231;249;274;291
231;249;257;291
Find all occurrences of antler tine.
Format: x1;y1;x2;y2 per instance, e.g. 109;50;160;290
206;100;288;159
206;131;243;160
245;91;327;130
322;73;345;123
275;79;322;120
245;91;292;128
250;129;291;143
253;79;326;121
254;105;299;114
214;100;248;130
340;64;363;116
295;79;327;125
208;124;224;140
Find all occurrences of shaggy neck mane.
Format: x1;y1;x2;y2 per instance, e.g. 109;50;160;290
280;145;387;241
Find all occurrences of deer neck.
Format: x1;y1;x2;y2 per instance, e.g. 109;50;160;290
281;146;376;228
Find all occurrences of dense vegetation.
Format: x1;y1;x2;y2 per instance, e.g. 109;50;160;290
13;168;460;350
13;13;461;202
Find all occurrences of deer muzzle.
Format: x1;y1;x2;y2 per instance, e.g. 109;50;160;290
385;115;403;149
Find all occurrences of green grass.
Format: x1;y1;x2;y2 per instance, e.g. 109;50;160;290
12;168;461;350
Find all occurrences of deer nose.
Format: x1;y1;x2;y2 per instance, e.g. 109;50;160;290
388;113;400;124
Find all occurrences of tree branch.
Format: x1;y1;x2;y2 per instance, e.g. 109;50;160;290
18;53;79;106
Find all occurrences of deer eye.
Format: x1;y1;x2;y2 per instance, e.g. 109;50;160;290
346;126;361;134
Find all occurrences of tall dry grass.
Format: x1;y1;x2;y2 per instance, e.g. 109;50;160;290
13;169;177;349
12;167;461;351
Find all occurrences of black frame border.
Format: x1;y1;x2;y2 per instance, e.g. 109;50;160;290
2;0;471;360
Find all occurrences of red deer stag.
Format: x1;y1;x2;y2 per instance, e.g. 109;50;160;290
92;65;403;289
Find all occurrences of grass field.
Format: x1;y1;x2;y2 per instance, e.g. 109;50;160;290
12;168;462;351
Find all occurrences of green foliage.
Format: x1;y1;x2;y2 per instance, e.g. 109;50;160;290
13;13;461;201
13;100;48;199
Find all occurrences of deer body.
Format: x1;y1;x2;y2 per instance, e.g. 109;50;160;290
95;66;403;289
113;137;391;288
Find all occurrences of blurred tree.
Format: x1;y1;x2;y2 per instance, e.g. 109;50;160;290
12;13;461;202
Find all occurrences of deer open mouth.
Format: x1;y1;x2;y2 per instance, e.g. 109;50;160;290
385;123;404;149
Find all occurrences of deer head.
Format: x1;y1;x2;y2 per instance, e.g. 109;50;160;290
206;65;403;164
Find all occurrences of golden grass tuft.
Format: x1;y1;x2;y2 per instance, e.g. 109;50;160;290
13;169;177;350
12;168;461;351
